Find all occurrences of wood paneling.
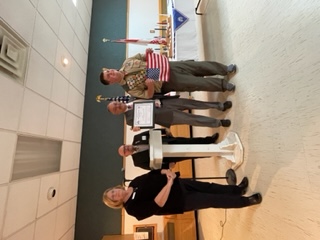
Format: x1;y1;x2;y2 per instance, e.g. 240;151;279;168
102;234;134;240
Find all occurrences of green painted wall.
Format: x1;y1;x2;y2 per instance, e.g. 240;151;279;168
75;0;128;239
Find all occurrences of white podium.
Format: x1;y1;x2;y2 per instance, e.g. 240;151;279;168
149;129;244;170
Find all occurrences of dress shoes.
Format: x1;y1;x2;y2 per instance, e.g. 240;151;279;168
211;133;219;143
238;177;249;195
248;193;263;206
227;64;237;74
226;83;236;92
222;101;232;111
220;119;231;127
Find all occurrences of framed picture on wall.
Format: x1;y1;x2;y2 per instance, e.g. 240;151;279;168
133;224;157;240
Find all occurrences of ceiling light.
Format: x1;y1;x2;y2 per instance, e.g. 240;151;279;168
62;57;69;67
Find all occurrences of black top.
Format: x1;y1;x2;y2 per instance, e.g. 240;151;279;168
124;170;184;220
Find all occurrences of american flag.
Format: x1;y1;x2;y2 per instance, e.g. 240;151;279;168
146;52;170;81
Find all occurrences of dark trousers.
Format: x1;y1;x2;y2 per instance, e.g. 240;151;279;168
180;179;250;211
165;137;214;144
162;61;229;93
160;98;223;128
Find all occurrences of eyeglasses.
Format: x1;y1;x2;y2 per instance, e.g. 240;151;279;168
110;189;116;201
122;144;127;156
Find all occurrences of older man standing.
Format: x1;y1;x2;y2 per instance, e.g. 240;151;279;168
118;129;220;170
107;97;232;130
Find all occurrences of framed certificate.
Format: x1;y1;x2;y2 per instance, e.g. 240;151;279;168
133;100;155;128
133;224;157;240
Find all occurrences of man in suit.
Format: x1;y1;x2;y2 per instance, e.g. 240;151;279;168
107;97;232;130
100;48;236;99
118;129;220;170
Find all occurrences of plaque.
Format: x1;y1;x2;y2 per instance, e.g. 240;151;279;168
133;100;155;128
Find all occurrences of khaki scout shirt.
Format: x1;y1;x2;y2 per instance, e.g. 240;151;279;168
119;53;163;99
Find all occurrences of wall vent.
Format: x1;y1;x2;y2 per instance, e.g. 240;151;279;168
0;18;29;84
11;135;62;181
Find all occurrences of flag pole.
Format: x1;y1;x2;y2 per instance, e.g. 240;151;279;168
96;95;131;103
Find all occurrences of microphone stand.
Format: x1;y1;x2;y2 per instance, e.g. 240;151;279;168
182;169;237;185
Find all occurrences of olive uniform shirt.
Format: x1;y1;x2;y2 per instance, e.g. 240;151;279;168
119;53;163;98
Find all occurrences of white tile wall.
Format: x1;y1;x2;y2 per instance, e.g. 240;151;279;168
83;0;92;16
29;0;39;8
76;0;88;24
51;70;69;109
0;186;8;239
34;210;57;240
72;35;87;73
56;0;63;8
37;0;61;34
62;0;77;29
0;0;92;239
69;197;77;228
0;132;16;185
3;179;40;237
0;0;36;44
32;13;58;65
54;40;72;80
67;85;84;118
58;14;75;54
5;224;35;240
82;9;91;35
60;141;81;171
54;199;73;240
46;103;67;139
64;113;83;142
59;227;75;240
19;89;50;136
0;76;24;131
26;49;54;98
69;61;86;95
74;13;89;53
76;0;91;34
37;174;60;218
58;170;79;205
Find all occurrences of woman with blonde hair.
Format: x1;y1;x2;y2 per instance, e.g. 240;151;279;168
102;185;126;209
102;170;262;221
